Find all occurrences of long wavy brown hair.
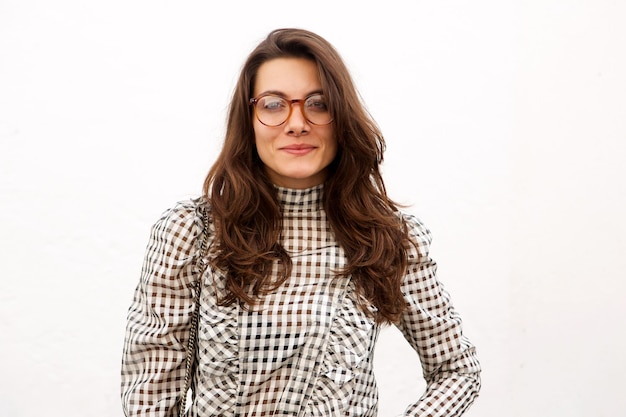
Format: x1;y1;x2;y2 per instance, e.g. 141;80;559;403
203;28;413;324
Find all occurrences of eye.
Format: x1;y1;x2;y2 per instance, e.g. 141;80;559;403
259;96;287;112
305;95;328;112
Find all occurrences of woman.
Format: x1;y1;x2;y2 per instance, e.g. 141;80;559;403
121;28;481;417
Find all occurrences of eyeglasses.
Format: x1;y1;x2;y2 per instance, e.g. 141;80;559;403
249;93;333;127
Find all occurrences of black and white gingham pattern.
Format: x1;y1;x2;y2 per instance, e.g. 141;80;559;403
121;186;480;417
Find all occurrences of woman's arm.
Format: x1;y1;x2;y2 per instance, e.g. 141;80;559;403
121;201;203;417
395;215;481;417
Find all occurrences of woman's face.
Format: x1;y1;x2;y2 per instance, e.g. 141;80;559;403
252;57;337;189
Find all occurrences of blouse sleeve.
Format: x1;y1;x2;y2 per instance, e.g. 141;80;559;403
121;200;203;417
395;215;481;417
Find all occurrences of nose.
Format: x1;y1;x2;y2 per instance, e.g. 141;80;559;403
285;101;310;135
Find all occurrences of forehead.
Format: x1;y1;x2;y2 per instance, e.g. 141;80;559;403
254;58;321;97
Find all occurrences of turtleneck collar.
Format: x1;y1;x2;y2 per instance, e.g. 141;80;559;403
275;184;324;213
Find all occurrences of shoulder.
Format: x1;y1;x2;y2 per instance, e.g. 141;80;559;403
149;198;212;252
153;198;202;230
397;210;433;259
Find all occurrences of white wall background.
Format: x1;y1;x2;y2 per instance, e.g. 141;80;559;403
1;1;625;416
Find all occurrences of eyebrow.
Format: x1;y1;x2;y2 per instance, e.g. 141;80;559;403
254;89;324;99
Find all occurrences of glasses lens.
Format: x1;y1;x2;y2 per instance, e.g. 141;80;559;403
304;94;332;125
255;96;289;126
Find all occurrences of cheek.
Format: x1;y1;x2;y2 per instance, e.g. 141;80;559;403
252;121;261;143
325;130;338;159
253;120;274;140
253;125;273;161
252;123;265;147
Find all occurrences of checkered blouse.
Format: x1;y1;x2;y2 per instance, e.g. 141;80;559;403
121;185;481;417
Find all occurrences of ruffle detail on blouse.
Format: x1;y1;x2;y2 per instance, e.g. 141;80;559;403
306;282;380;417
194;266;240;416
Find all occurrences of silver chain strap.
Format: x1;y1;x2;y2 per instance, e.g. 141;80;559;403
178;205;210;417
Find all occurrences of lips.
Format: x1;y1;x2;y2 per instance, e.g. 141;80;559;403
280;144;316;155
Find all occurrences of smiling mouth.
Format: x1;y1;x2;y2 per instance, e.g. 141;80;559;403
280;145;316;155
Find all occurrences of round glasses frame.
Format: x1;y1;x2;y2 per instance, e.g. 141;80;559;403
249;93;334;127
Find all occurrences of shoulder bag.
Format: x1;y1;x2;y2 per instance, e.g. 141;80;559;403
178;204;210;417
